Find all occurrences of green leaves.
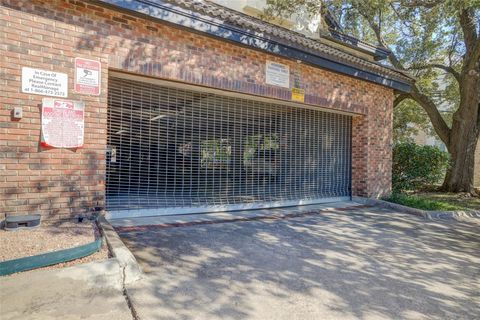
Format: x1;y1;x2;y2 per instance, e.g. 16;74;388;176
393;99;429;143
392;142;450;192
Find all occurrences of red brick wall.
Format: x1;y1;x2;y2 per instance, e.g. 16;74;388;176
1;0;394;218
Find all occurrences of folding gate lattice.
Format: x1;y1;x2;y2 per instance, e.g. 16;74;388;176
106;77;352;214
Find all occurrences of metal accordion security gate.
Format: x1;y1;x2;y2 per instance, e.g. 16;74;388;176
106;76;352;218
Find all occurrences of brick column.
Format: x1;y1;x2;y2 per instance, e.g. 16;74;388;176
352;91;394;198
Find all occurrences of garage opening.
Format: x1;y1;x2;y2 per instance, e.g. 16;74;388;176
106;76;352;217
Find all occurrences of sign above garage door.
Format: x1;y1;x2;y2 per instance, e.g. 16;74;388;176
265;61;290;88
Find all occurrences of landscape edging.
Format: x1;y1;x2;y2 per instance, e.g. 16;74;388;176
0;237;103;276
352;196;480;221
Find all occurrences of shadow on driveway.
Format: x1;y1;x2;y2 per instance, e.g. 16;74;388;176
119;207;480;320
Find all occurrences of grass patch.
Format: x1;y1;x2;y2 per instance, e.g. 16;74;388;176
413;191;480;211
384;193;465;211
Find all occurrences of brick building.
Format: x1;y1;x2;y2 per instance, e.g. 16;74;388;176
1;0;412;219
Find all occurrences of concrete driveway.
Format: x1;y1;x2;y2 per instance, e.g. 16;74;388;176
118;206;480;320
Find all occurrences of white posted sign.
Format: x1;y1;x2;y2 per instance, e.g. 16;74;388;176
265;61;290;88
22;67;68;97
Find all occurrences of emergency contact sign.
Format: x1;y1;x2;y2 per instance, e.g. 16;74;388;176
22;67;68;97
265;61;290;88
41;98;85;148
75;58;101;95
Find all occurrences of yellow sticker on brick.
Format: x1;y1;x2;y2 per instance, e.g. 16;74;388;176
291;88;305;103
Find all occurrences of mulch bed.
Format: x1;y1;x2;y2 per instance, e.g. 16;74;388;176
0;219;109;273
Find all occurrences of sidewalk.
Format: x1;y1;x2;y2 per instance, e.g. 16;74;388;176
0;259;133;320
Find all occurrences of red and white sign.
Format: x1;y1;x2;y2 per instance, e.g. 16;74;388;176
75;58;101;95
41;98;85;148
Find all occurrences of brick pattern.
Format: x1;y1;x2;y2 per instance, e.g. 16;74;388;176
0;0;394;218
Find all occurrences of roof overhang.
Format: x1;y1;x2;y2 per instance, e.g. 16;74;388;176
326;29;391;61
96;0;412;93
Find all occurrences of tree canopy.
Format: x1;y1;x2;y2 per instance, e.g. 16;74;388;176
265;0;480;193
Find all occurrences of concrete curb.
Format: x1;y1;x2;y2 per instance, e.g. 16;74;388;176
98;216;143;285
352;196;480;221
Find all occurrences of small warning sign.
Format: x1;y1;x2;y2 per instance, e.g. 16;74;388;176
41;98;85;148
75;58;101;95
291;88;305;103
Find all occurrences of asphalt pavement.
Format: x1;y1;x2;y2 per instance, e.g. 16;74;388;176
119;206;480;320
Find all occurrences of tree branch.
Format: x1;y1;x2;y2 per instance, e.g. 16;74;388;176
408;64;461;82
410;87;451;145
353;3;452;146
393;94;408;108
395;0;443;8
362;16;405;70
447;27;459;68
389;3;418;37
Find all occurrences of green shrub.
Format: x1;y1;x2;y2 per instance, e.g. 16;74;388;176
392;142;449;192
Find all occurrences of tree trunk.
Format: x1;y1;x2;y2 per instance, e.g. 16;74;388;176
361;5;480;193
441;70;480;194
442;127;478;193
